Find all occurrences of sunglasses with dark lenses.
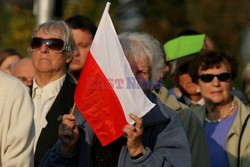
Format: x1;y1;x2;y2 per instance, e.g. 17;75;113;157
198;72;232;83
30;37;65;52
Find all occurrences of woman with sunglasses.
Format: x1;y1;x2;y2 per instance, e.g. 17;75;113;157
189;50;250;167
29;20;77;166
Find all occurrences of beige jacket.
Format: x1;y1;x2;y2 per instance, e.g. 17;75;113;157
153;86;210;167
0;71;34;167
193;96;250;167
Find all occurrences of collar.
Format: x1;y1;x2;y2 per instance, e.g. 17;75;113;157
32;74;66;99
142;91;171;127
153;86;183;111
183;96;205;106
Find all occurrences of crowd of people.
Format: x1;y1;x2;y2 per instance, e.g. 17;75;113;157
0;13;250;167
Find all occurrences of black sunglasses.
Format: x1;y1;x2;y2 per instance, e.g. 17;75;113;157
30;37;65;52
198;72;232;83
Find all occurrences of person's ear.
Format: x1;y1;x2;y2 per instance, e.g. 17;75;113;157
66;55;73;63
196;86;201;93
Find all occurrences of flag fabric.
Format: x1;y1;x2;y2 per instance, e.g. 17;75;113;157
74;2;155;146
163;34;205;61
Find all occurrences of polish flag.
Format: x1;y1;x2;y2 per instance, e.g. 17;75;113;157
74;2;155;146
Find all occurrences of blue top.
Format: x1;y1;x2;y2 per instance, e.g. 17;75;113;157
168;87;181;99
204;109;238;167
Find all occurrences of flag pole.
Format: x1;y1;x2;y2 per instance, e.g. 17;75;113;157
105;2;111;12
70;103;76;115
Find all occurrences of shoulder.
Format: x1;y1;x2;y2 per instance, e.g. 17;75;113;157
0;70;20;86
66;73;77;86
177;108;201;125
191;105;206;124
0;71;33;127
234;96;250;122
153;87;188;111
0;71;28;95
58;73;77;94
147;92;176;118
144;92;182;128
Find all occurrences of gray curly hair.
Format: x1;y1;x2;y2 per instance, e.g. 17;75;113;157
119;32;165;82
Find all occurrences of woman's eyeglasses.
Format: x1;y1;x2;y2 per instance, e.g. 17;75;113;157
30;37;66;52
198;72;231;83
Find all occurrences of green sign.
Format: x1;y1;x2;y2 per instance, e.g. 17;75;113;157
164;34;205;61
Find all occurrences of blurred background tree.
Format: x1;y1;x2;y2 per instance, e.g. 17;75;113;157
0;0;250;87
0;1;35;56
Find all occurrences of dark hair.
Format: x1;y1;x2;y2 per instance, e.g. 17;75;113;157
170;54;196;87
65;15;97;39
176;29;201;37
189;50;238;83
0;48;23;65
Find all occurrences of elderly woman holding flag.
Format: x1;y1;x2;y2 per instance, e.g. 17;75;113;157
40;31;191;167
39;3;190;166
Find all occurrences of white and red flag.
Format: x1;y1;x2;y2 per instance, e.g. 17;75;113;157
74;2;155;146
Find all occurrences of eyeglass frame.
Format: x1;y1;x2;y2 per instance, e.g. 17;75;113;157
30;37;71;53
197;72;232;83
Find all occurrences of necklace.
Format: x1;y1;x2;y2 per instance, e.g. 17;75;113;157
205;99;237;123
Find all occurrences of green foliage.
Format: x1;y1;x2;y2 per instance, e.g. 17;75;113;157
62;0;119;27
1;0;249;56
0;4;35;56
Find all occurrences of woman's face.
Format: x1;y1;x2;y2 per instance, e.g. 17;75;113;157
31;28;71;75
197;62;232;105
127;57;150;91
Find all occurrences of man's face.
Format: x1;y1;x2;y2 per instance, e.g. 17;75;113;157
178;73;199;96
12;59;36;86
31;28;71;75
69;29;93;72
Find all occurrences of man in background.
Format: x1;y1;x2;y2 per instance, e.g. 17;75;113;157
11;57;36;87
0;48;23;74
66;15;97;81
0;70;34;166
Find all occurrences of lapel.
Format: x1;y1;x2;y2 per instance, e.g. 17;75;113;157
153;87;183;111
192;105;206;125
226;97;250;166
142;92;171;127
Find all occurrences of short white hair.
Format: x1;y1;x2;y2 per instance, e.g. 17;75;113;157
119;32;165;82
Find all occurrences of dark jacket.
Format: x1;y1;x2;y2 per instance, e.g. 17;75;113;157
34;73;76;166
153;86;210;167
39;92;191;167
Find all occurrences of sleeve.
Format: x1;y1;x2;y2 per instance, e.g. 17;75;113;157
129;109;192;167
181;108;210;167
2;82;35;167
39;112;88;167
39;140;78;167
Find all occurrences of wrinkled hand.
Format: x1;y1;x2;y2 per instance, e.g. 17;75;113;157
58;114;79;156
123;113;144;157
